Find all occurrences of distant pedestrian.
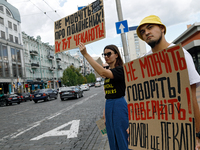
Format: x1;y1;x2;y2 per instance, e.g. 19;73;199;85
79;42;129;150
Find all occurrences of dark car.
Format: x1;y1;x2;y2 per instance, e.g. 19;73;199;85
60;86;83;101
0;94;21;106
18;92;32;102
32;89;58;103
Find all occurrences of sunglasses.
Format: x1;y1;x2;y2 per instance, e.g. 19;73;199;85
103;66;109;69
102;52;112;58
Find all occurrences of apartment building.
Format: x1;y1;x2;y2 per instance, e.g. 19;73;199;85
0;0;24;95
127;26;147;61
22;32;81;93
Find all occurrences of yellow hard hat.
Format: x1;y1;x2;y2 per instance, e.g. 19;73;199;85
136;15;166;40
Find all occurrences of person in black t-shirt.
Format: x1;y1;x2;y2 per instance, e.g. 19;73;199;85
78;42;129;150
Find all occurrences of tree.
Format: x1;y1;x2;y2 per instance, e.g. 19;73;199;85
85;73;96;83
61;65;85;86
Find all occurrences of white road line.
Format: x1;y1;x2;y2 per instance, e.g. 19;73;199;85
0;93;98;142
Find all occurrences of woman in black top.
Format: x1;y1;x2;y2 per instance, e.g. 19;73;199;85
78;42;129;150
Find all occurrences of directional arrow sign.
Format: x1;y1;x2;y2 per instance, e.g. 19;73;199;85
115;20;129;34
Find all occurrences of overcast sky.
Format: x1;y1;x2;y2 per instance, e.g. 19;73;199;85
8;0;200;60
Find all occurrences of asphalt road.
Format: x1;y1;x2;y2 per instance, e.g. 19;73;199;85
0;86;106;150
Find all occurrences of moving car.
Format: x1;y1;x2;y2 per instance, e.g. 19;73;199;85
32;89;58;103
18;92;32;102
0;94;21;106
80;84;90;91
95;82;101;87
60;86;83;101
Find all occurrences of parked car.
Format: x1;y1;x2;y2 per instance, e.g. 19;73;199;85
60;86;83;101
89;83;95;87
95;82;101;87
0;96;6;106
0;94;21;106
58;87;67;94
32;89;58;103
17;92;32;102
80;84;90;91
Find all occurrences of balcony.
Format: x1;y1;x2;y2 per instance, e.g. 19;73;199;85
56;58;61;62
30;50;38;56
58;65;62;70
31;63;39;68
49;66;55;71
47;55;54;60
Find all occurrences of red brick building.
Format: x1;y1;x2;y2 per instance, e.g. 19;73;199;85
173;22;200;74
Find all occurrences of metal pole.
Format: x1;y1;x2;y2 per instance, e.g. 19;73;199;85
83;57;86;76
115;0;129;63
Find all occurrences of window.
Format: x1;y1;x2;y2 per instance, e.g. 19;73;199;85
6;9;11;17
0;17;4;25
8;21;12;29
4;62;9;77
14;24;17;31
12;63;17;77
1;31;5;39
9;34;13;42
0;46;2;60
16;49;21;63
0;6;3;12
15;36;18;44
2;46;8;61
18;64;22;77
0;62;3;77
11;48;17;62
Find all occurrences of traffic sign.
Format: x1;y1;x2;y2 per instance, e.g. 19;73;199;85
115;20;129;34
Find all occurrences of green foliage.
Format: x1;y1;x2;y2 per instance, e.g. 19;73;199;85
61;65;85;86
85;73;96;83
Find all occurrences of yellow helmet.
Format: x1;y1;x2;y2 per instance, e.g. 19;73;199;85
136;15;166;40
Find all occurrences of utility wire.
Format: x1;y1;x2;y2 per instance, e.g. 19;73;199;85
29;0;54;22
41;0;62;18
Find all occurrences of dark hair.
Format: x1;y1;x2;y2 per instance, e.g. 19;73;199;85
104;45;124;67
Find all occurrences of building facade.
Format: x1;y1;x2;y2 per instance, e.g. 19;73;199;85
72;51;94;76
92;56;103;80
127;26;147;61
173;23;200;74
22;32;81;93
0;0;25;95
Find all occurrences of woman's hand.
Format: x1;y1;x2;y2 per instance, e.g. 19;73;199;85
78;42;87;56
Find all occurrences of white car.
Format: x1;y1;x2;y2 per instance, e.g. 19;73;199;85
80;84;90;91
95;82;101;87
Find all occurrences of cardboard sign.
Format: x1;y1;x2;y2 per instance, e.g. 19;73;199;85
54;0;105;53
96;118;107;136
124;44;195;150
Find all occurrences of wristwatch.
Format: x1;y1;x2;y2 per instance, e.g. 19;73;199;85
196;132;200;139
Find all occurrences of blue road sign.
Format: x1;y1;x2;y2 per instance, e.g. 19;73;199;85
115;20;129;34
78;6;86;10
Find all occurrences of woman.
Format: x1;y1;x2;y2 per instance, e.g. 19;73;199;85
78;42;129;150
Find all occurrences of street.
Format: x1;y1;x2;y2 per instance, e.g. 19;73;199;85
0;87;107;150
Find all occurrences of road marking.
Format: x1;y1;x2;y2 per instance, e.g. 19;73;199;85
30;120;80;140
0;93;98;142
